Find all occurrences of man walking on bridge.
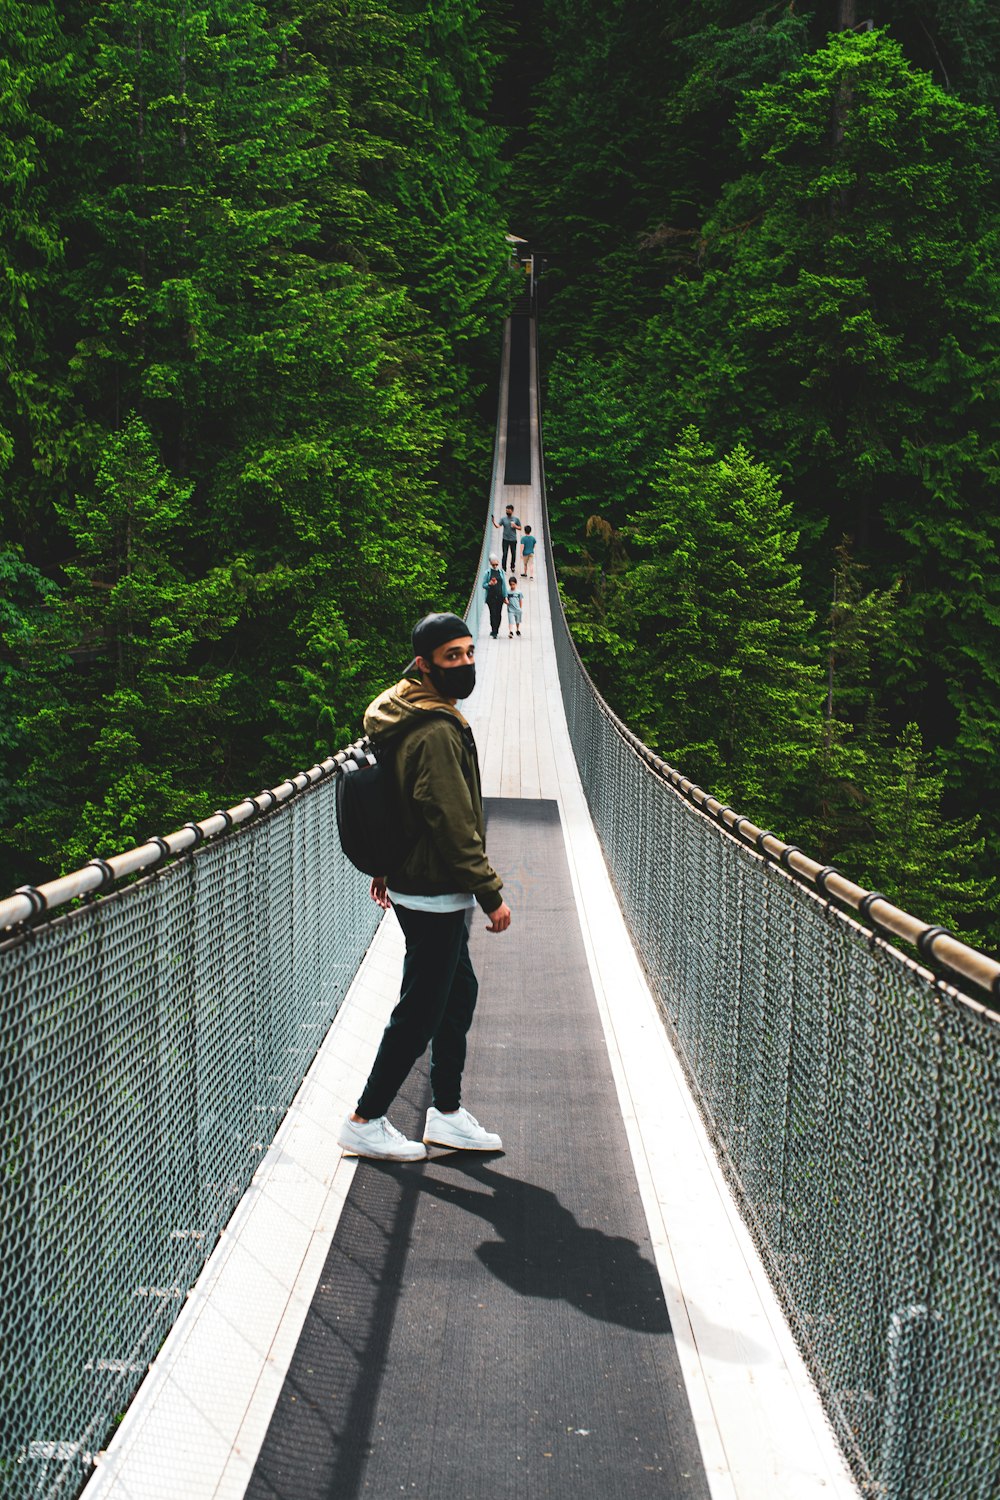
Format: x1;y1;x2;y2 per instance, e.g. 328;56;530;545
338;613;511;1163
493;503;521;573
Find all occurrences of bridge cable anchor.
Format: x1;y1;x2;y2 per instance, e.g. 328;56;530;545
145;837;172;872
82;858;116;897
12;884;48;927
916;924;953;965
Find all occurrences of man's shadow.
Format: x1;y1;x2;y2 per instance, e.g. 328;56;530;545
374;1155;672;1334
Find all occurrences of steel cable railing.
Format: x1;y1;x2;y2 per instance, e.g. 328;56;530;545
535;341;1000;1500
0;776;380;1500
0;332;507;1500
3;309;998;1500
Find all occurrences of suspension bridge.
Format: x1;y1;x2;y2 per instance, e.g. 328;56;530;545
1;297;998;1500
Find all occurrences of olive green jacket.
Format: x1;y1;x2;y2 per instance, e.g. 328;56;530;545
363;675;503;914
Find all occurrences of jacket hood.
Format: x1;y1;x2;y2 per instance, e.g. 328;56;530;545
364;674;468;744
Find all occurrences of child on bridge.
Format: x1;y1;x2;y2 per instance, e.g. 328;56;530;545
520;525;536;578
507;577;524;637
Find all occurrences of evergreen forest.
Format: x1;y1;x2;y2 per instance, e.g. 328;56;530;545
507;0;1000;950
0;0;515;887
2;0;999;951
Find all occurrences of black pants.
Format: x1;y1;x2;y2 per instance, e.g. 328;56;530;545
501;537;517;571
487;595;504;636
356;904;479;1120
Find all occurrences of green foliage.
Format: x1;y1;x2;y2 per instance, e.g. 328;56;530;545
838;723;993;941
657;30;1000;545
872;0;1000;108
663;2;811;226
0;0;512;890
594;429;821;820
789;541;901;861
515;11;1000;948
0;1;73;526
542;352;658;542
0;547;60;875
8;415;241;869
7;0;1000;961
670;30;1000;853
824;541;901;735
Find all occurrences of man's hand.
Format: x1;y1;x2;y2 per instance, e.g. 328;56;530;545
485;901;511;933
370;876;391;910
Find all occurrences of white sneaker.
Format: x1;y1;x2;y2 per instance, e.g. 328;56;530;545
338;1115;427;1162
423;1106;503;1152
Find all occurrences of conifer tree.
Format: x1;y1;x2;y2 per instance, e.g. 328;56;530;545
287;0;514;585
839;722;993;941
0;0;73;536
599;428;821;821
7;415;240;871
791;542;900;861
0;549;61;888
1;0;513;884
664;29;1000;844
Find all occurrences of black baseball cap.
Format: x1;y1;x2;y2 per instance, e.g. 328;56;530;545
407;612;473;672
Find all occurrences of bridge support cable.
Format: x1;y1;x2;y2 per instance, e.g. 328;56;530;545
535;332;1000;1498
0;314;532;1500
0;776;384;1500
1;289;997;1500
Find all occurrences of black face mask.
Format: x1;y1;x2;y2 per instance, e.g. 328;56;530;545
429;662;476;700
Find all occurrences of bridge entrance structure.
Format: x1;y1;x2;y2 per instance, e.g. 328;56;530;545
2;309;997;1500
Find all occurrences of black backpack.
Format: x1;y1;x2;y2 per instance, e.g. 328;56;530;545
334;737;413;877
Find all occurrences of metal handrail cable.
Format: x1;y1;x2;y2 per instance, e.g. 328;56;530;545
0;323;511;942
534;314;999;1500
536;413;1000;1007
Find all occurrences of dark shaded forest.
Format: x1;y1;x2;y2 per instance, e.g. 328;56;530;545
0;0;516;888
2;0;998;949
505;0;1000;948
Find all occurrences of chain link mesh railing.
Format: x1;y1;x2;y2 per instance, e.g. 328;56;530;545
539;413;1000;1500
4;310;998;1500
0;327;506;1500
0;781;379;1500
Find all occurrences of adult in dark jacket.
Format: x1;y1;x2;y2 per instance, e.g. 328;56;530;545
482;553;508;637
338;612;511;1162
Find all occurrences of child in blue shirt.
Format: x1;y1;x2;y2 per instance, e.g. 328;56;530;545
506;576;524;637
520;526;537;578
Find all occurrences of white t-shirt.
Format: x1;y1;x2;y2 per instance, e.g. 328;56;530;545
387;889;476;913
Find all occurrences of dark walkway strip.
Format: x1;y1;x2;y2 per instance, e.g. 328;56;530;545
503;315;532;484
246;799;710;1499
